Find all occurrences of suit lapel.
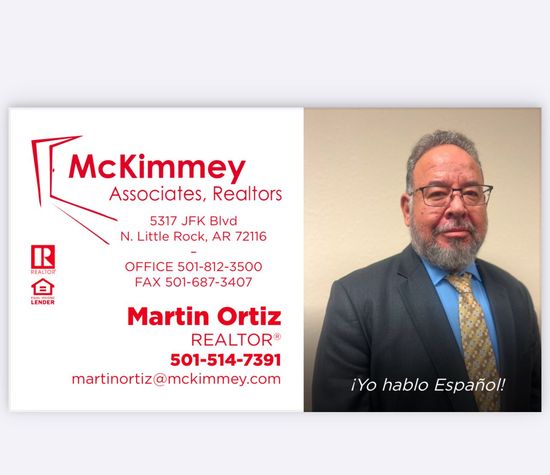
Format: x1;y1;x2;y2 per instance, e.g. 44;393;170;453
476;261;518;411
396;246;478;411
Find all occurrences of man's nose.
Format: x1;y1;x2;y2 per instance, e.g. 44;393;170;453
444;191;467;217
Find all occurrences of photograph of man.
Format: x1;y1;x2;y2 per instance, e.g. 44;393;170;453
312;128;541;412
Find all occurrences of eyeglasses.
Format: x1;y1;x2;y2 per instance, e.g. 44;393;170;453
411;185;494;207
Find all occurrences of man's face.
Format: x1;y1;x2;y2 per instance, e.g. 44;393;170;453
400;144;488;271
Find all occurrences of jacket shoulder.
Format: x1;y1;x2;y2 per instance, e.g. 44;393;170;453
475;258;529;291
334;252;404;295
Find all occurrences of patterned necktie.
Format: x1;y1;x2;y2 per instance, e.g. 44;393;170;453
446;273;500;411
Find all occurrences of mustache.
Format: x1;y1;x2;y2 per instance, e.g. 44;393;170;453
433;219;476;236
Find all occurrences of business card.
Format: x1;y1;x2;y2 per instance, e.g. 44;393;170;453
9;108;304;411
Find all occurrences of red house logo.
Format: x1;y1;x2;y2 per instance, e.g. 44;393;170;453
31;278;55;296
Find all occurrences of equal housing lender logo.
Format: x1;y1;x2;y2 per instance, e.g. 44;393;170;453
30;244;56;305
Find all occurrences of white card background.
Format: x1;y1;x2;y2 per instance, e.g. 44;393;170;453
9;108;304;411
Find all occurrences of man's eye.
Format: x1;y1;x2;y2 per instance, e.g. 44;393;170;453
425;188;448;199
463;188;481;198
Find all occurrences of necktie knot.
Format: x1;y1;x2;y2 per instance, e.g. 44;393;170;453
446;273;473;294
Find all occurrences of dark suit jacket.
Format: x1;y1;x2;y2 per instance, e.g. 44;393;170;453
312;245;541;411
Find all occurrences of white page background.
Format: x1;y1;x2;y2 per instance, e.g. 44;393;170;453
1;1;548;474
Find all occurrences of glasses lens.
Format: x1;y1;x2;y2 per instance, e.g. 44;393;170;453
423;186;451;206
462;186;486;205
421;185;490;206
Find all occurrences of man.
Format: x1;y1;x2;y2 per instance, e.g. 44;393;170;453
312;130;541;411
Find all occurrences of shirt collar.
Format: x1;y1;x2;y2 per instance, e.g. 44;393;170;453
420;257;482;286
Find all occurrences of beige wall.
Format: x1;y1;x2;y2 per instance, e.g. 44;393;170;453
304;108;541;411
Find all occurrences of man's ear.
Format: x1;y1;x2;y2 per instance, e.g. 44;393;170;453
401;193;411;227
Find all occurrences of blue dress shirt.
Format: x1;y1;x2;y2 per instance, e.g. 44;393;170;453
420;258;500;369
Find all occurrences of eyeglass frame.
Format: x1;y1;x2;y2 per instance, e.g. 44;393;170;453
410;184;494;207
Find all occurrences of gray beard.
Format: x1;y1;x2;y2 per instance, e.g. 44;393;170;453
410;217;485;273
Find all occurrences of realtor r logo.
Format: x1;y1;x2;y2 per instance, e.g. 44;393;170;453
31;245;55;269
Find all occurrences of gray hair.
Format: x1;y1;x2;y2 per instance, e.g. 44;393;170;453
406;130;482;193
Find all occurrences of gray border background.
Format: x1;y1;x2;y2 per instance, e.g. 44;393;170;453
1;1;548;474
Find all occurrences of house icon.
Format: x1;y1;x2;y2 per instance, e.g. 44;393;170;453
31;278;55;296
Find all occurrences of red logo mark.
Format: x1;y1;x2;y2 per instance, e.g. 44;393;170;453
31;136;117;245
31;245;56;269
31;278;55;296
